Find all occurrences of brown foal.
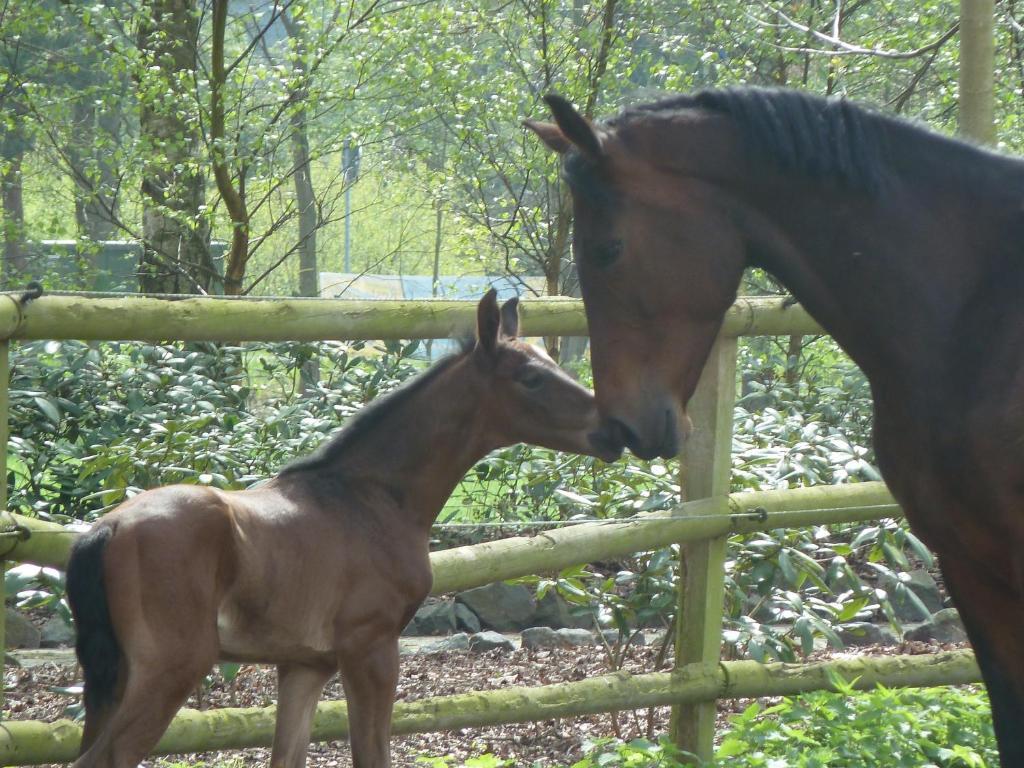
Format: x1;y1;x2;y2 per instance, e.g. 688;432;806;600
65;290;619;768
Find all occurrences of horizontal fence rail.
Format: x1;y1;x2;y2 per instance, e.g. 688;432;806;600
0;292;968;765
2;482;899;586
0;650;980;766
0;294;822;342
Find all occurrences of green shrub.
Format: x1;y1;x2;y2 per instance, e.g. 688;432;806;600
714;682;996;767
8;336;934;655
420;685;995;768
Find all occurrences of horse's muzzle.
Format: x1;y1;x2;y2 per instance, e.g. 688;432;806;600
602;408;680;461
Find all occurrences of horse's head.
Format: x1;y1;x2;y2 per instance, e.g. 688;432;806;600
471;289;621;463
526;96;747;459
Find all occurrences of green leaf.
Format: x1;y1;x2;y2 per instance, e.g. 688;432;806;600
33;396;61;425
902;530;935;568
218;662;242;683
778;549;798;585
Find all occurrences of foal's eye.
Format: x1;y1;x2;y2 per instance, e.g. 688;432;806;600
592;239;623;267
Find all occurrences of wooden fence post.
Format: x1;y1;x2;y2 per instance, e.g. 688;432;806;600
669;334;737;760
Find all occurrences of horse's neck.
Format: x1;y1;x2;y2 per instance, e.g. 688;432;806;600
746;169;1017;394
331;371;490;529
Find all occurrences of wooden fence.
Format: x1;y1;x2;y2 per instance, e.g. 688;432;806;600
0;293;981;765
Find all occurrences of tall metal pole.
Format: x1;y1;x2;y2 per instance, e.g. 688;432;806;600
342;139;359;273
344;185;352;273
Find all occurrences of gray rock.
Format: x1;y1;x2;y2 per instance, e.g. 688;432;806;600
522;627;601;650
533;591;594;630
456;583;536;632
902;569;943;612
521;626;561;650
454;603;481;634
647;629;669;648
469;631;515;652
39;616;75;648
555;628;595;647
5;608;40;649
419;633;471;654
411;600;458;635
880;569;942;622
600;629;647;647
837;622;898;648
905;608;968;644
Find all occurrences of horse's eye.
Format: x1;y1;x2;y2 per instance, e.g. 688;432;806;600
516;370;545;390
593;239;623;267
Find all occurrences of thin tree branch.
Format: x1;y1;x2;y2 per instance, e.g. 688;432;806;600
753;4;959;59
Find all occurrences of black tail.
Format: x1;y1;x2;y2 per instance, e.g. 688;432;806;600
66;526;120;713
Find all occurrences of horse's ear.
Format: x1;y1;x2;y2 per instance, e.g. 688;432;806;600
475;288;500;357
499;297;520;338
523;119;572;155
543;94;603;159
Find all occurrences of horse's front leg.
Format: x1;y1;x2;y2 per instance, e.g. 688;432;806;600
338;637;400;768
271;662;336;768
940;550;1024;767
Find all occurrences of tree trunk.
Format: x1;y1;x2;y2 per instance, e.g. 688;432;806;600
558;260;588;363
287;20;317;299
543;0;617;362
293;123;317;297
211;0;250;296
542;199;570;360
71;99;121;242
1;96;30;286
1;151;27;285
959;0;996;144
137;0;213;294
783;334;804;388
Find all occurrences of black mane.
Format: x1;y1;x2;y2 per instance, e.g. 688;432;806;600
278;345;469;476
621;87;888;192
616;86;1024;196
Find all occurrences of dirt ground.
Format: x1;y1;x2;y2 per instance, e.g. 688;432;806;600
3;636;966;768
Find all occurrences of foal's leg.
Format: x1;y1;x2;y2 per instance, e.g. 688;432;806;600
271;662;336;768
338;639;400;768
78;672;125;755
73;562;222;768
72;647;216;768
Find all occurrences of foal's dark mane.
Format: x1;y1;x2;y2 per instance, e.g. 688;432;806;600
279;345;470;476
614;87;1024;196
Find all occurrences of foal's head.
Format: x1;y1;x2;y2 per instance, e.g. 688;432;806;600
470;289;621;463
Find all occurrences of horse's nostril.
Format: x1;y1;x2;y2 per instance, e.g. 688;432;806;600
660;409;680;458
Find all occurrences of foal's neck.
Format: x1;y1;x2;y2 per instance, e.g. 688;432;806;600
314;357;491;530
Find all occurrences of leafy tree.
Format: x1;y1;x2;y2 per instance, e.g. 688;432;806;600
136;0;215;292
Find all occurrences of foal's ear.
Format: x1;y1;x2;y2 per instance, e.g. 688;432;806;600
475;288;501;357
541;94;603;159
499;297;520;338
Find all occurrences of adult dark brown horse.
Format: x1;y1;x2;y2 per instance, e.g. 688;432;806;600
65;289;620;768
527;87;1024;764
